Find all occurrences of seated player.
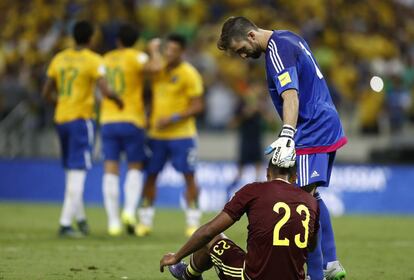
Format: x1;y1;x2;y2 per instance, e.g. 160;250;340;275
160;160;320;280
216;16;347;279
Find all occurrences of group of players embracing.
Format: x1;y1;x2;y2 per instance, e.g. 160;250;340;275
43;21;204;239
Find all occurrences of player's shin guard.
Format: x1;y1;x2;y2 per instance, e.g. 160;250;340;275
103;173;120;229
307;224;324;280
186;255;203;279
316;194;338;268
59;170;86;226
123;169;143;219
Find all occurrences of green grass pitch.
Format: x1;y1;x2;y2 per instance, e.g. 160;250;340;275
1;203;414;280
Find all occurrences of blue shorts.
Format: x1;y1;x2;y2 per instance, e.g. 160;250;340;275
101;122;146;163
296;152;336;187
146;138;197;174
56;119;95;169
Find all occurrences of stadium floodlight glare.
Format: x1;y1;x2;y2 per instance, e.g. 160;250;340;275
370;76;384;92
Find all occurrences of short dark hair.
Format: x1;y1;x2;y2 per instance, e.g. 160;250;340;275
118;24;139;47
167;33;187;49
217;16;258;51
267;158;296;178
73;20;94;45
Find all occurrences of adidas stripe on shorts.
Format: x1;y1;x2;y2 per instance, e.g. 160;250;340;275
296;152;336;188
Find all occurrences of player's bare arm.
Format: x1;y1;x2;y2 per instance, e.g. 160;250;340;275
156;96;204;129
160;211;235;272
265;89;299;168
97;77;124;109
281;89;299;129
41;77;57;105
143;38;164;74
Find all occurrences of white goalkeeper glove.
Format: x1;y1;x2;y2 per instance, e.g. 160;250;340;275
264;125;296;168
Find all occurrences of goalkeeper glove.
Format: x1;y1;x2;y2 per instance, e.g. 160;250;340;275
264;125;296;168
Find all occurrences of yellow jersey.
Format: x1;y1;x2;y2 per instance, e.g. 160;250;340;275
47;48;105;124
149;62;203;139
101;48;149;128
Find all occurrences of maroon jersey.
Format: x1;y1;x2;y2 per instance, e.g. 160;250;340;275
223;179;319;280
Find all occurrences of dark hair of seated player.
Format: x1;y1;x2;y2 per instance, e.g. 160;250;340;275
266;158;296;183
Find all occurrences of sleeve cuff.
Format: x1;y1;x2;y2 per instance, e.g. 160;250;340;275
223;207;240;221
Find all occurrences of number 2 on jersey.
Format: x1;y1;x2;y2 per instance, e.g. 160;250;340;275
273;202;311;248
212;240;231;256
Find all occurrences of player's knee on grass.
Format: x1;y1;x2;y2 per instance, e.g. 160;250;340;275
207;233;228;250
190;243;215;272
208;236;246;280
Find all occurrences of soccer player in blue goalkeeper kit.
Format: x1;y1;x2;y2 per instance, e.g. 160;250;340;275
217;16;347;280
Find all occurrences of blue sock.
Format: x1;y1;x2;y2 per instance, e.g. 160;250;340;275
318;197;337;268
306;222;324;280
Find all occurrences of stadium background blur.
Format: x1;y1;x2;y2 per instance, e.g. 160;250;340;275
1;1;414;279
1;0;414;161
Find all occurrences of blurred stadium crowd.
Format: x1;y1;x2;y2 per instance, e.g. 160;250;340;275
0;0;414;157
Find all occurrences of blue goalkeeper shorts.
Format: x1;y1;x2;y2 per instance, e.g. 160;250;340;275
56;119;95;169
296;152;336;187
146;138;197;174
101;122;146;163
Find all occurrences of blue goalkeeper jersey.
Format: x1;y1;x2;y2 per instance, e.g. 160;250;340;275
265;30;347;155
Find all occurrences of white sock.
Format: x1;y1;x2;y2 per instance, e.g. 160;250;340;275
59;178;75;227
185;208;202;228
103;173;120;228
123;169;143;218
73;171;87;221
138;207;155;227
75;202;86;221
59;170;86;226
